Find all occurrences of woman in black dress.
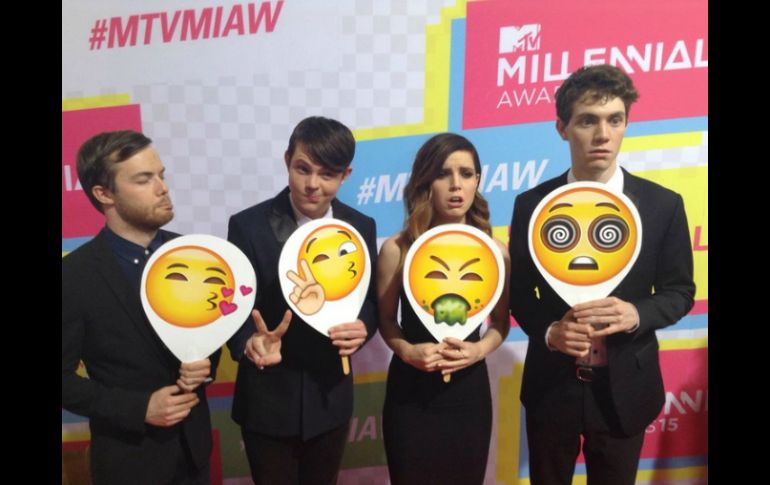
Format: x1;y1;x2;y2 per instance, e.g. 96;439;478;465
376;133;511;484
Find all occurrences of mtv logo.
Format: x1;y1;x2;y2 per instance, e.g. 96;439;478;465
498;24;541;54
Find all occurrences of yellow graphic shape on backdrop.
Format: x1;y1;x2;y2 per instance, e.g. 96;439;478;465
636;165;708;301
62;94;132;112
622;130;707;301
353;0;466;140
495;362;524;485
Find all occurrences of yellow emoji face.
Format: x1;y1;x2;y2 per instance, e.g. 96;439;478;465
298;224;365;301
531;187;637;286
408;231;499;325
145;246;235;328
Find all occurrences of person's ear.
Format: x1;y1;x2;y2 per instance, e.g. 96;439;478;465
555;120;568;140
92;185;114;207
341;166;352;183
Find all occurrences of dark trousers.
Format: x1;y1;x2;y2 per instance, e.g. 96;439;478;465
241;423;349;485
91;432;210;485
525;367;645;485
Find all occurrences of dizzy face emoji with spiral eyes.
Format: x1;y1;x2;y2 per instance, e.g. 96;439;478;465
531;186;638;286
408;231;500;326
145;246;236;328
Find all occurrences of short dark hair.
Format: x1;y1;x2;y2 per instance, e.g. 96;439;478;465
555;64;639;124
76;130;152;213
285;116;355;172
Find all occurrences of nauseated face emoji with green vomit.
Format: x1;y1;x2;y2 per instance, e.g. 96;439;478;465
407;230;500;326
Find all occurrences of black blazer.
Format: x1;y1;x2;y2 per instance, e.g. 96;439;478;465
508;169;695;436
227;187;379;440
62;229;216;480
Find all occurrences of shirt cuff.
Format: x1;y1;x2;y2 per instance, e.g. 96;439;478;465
545;321;559;351
625;320;640;333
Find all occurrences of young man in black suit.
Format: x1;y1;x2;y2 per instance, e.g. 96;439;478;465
62;130;218;485
508;65;696;485
227;116;378;485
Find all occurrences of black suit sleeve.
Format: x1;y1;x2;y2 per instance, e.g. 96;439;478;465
226;215;257;362
208;346;222;381
357;217;379;341
631;194;695;337
508;194;558;343
61;263;150;435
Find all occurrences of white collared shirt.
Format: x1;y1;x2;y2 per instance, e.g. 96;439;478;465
566;164;624;191
288;191;334;226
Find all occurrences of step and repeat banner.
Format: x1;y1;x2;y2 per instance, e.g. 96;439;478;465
63;1;707;483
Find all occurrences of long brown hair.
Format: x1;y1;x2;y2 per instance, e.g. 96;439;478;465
396;133;491;269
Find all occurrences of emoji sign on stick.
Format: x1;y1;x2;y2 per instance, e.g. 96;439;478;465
278;218;371;374
528;182;642;307
403;224;505;344
141;234;256;362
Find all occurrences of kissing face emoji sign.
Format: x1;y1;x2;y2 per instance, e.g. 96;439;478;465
297;224;366;303
145;246;235;328
528;182;642;306
278;218;371;336
141;235;256;362
404;224;505;343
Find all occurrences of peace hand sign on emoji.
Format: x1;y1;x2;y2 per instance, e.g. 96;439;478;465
286;259;326;315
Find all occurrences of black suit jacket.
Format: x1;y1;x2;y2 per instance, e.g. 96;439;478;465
62;229;216;481
227;187;379;440
508;169;695;436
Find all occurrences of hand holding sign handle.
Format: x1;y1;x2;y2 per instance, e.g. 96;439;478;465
328;320;367;375
176;358;213;392
245;309;291;370
286;259;326;316
572;296;640;337
437;337;485;383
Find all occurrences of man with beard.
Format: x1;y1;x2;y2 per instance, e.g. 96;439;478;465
62;130;218;484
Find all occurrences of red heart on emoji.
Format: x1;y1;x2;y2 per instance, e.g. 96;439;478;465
219;300;238;316
240;285;253;296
